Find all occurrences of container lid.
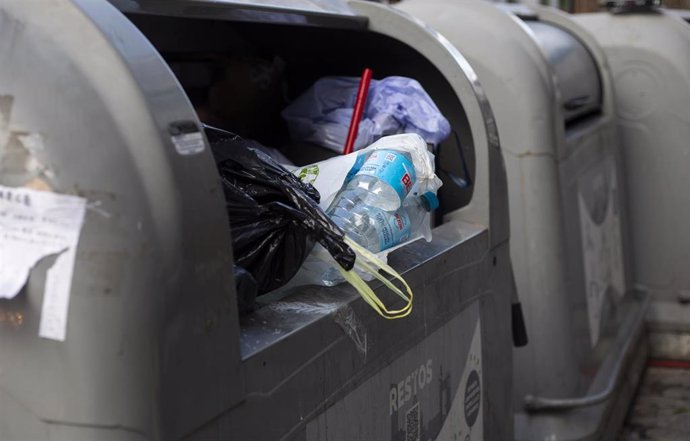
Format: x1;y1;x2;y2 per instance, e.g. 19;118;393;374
523;21;602;123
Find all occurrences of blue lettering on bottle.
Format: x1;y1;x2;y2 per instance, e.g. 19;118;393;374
374;208;411;251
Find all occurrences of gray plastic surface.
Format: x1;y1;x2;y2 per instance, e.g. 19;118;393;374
0;0;514;440
574;11;690;318
669;8;690;23
523;21;602;122
397;1;646;440
0;0;243;439
114;0;358;15
108;0;369;28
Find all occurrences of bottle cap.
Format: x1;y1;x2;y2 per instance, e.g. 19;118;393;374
420;192;439;212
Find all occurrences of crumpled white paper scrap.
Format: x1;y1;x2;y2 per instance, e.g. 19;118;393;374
0;185;86;341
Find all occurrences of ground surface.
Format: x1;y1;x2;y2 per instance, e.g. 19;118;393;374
619;366;690;440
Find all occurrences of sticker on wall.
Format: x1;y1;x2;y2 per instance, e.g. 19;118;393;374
578;158;625;347
169;121;205;155
0;185;87;341
434;320;483;441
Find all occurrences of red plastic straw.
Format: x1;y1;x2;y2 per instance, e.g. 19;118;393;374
343;68;373;155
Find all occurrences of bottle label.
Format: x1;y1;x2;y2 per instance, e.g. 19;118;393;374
344;152;368;185
373;209;411;251
356;150;416;202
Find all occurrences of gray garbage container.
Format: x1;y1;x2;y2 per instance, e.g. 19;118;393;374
396;1;648;440
669;8;690;22
0;0;514;440
575;6;690;356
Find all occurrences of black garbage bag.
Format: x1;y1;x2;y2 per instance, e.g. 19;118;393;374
206;126;355;295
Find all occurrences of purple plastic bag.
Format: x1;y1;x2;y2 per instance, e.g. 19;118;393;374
282;76;451;152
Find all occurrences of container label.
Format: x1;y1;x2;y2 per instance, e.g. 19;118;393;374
356;150;416;203
434;320;483;441
171;132;205;155
169;121;205;155
373;209;411;251
579;158;625;347
305;307;484;441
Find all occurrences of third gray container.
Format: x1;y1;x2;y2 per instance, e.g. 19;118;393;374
396;1;648;439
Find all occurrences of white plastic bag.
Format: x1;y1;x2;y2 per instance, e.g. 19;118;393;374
288;133;442;287
291;133;442;242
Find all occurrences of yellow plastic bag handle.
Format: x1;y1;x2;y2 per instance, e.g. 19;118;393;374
335;237;413;319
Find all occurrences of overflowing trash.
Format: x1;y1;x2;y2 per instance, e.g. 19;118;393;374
206;69;449;319
282;76;451;153
208;127;427;318
286;134;442;317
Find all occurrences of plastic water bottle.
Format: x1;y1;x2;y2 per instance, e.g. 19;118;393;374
328;192;439;253
344;149;417;211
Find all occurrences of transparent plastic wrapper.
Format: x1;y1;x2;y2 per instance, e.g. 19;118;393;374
288;134;442;286
292;133;442;223
282;76;451;152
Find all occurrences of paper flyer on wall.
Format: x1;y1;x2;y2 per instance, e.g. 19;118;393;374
0;185;87;341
